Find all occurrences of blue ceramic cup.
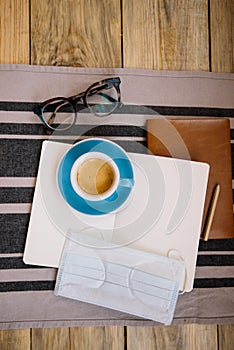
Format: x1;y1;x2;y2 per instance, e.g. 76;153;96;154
57;138;134;215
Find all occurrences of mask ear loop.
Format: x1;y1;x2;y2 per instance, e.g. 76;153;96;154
166;249;187;294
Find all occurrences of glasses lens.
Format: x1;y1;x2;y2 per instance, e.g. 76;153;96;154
42;98;76;130
86;82;119;116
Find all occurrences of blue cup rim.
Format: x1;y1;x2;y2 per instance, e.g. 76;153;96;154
57;138;134;215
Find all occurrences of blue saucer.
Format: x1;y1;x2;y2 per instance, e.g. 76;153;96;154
57;138;134;215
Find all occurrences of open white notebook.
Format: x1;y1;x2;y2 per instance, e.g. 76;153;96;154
23;141;209;292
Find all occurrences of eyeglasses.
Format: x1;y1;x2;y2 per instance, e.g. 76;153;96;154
33;77;121;131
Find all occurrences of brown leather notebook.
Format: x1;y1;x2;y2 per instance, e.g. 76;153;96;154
147;117;234;239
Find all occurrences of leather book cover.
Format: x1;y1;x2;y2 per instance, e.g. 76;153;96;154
147;117;234;239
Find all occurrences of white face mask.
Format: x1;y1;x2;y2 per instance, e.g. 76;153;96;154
55;233;185;325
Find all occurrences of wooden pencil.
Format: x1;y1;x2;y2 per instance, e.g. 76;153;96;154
202;184;221;241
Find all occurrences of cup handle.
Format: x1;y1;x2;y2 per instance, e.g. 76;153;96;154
105;178;134;202
119;178;134;188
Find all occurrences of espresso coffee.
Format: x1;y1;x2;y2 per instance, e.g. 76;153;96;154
77;158;115;195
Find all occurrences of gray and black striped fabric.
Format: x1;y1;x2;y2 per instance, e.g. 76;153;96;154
0;65;233;329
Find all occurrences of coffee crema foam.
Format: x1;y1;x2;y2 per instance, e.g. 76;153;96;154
77;158;115;195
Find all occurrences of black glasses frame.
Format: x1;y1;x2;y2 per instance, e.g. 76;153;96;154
33;77;121;132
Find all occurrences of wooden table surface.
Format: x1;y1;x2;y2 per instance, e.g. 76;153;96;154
0;1;233;349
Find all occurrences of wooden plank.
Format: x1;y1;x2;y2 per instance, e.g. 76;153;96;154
210;0;234;72
122;0;209;70
31;328;70;350
0;0;29;64
0;329;30;350
218;324;234;350
31;0;121;67
70;326;125;350
127;326;193;350
193;324;218;350
126;324;218;350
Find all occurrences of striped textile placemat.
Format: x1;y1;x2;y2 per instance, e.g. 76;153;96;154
0;65;233;329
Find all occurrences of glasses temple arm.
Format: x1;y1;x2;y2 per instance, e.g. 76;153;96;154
97;92;118;103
